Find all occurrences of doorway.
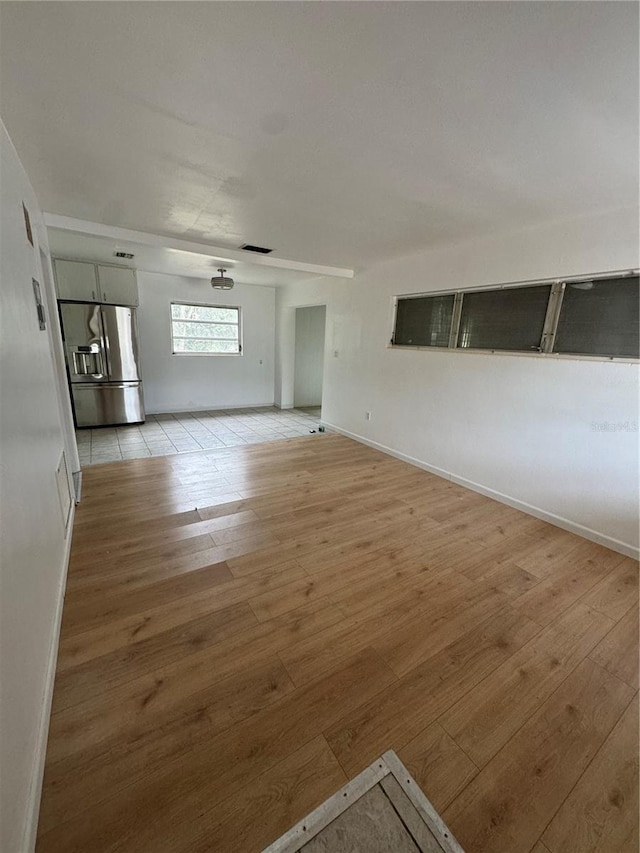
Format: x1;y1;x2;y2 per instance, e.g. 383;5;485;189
293;305;326;419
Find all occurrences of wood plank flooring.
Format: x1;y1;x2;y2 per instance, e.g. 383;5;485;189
36;434;638;853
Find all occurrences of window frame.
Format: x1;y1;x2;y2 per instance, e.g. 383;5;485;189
390;269;639;363
552;277;640;359
393;292;457;348
170;300;242;357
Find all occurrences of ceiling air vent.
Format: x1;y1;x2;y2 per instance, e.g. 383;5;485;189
240;244;273;254
114;251;135;259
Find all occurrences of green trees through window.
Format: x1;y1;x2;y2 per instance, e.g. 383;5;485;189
170;302;241;355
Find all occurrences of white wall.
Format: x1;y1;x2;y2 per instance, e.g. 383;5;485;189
294;305;326;407
0;123;75;852
38;245;81;483
137;272;276;413
276;207;640;555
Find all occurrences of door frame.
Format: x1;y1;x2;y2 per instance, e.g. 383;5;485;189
37;247;80;489
293;304;327;410
276;299;328;410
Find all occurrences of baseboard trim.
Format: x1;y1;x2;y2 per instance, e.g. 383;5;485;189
324;422;639;560
146;402;275;415
72;469;82;503
21;502;76;853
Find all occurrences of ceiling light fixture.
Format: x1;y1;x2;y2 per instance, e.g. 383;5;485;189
211;268;234;290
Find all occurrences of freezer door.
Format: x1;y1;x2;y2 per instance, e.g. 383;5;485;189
101;305;141;382
60;302;107;383
72;383;145;427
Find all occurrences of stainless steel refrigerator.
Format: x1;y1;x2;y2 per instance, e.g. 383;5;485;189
60;302;145;427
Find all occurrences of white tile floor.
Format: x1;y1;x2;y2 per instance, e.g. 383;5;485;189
76;406;323;466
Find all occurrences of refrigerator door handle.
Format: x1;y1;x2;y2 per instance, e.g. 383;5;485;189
99;308;113;379
91;341;106;379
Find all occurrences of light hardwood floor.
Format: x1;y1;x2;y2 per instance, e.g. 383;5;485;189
37;434;639;852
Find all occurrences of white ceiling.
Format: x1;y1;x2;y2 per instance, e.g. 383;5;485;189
1;2;638;271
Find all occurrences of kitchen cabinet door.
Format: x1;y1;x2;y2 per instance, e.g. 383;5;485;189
97;265;139;306
54;259;100;302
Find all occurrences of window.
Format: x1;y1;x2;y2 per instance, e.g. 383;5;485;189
391;270;638;360
394;295;455;347
457;285;551;352
170;303;241;355
554;276;639;358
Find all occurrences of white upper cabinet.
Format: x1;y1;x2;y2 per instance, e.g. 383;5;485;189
53;260;99;302
97;265;138;306
54;259;139;306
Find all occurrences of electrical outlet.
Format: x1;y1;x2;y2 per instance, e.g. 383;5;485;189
365;411;372;421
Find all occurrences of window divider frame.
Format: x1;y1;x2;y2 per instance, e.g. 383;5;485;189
540;282;565;354
448;292;463;349
170;317;239;326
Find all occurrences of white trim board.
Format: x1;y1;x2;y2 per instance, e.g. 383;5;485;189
145;402;276;415
21;502;75;853
322;422;639;560
43;214;354;280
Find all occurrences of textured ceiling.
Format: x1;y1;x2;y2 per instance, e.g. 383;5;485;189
2;1;638;269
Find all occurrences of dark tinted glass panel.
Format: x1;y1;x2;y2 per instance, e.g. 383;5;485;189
554;276;639;358
457;285;551;352
394;295;455;347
